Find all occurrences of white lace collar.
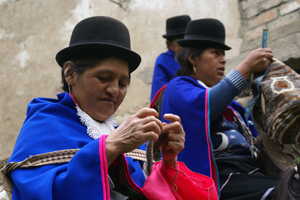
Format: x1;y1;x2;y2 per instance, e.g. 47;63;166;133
197;80;209;88
76;105;116;139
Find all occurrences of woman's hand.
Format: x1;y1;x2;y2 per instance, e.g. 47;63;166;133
105;108;163;167
236;48;273;80
160;114;185;167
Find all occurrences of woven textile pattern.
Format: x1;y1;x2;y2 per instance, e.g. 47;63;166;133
252;58;300;144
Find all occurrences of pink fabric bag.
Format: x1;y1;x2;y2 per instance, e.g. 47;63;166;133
141;161;219;200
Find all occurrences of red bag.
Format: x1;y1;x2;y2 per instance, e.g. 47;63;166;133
141;161;219;200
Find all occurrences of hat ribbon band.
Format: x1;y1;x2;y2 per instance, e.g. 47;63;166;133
184;35;225;43
166;28;186;35
69;39;131;50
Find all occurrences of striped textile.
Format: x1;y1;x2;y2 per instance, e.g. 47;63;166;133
251;58;300;144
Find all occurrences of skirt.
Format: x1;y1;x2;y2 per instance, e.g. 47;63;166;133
216;158;277;200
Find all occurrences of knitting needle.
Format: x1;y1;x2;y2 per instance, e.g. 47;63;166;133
135;105;154;176
262;28;268;48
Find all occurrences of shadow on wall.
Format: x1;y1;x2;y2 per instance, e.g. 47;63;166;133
285;58;300;74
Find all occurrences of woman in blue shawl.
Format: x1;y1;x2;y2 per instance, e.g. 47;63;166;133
150;15;191;101
160;18;278;199
5;16;189;200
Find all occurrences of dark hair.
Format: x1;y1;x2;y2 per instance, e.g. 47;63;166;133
166;35;184;51
61;56;131;92
276;162;300;200
166;35;183;43
175;47;206;77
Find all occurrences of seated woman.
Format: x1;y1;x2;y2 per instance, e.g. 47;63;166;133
4;16;218;200
150;15;191;102
160;18;278;199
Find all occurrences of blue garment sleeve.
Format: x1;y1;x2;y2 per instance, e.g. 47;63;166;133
11;139;146;200
150;50;181;101
210;69;248;121
8;93;146;200
11;139;108;200
151;61;169;100
161;76;213;177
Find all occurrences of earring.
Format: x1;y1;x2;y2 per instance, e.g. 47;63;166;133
193;63;196;73
68;83;72;94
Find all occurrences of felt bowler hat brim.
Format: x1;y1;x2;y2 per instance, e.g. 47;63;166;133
177;18;231;50
177;38;231;50
56;42;141;73
55;16;141;73
162;31;185;38
162;15;191;39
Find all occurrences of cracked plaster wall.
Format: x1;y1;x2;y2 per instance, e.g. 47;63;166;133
233;0;300;108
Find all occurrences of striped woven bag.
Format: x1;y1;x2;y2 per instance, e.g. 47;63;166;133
251;58;299;176
252;58;300;144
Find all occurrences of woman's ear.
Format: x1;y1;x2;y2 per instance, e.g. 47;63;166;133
63;61;76;85
188;56;195;66
166;40;171;49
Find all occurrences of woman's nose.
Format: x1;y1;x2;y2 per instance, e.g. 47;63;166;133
221;55;226;64
106;81;119;97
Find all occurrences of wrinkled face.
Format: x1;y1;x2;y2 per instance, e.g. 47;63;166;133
69;57;129;122
192;48;226;87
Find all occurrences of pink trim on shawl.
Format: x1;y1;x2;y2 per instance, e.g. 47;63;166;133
205;89;212;178
121;155;142;191
150;84;167;108
68;93;77;105
99;135;110;200
205;89;219;193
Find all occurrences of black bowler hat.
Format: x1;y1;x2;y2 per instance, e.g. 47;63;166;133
162;15;191;38
177;18;231;50
56;16;141;73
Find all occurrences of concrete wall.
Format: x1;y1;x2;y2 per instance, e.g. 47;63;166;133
233;0;300;108
236;0;300;67
0;0;243;160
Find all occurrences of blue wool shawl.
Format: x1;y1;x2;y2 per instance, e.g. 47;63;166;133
150;49;181;101
161;76;219;193
160;75;258;197
8;92;146;200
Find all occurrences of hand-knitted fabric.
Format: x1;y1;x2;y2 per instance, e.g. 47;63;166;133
251;58;300;144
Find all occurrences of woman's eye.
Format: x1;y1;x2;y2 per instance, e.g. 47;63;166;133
119;82;127;88
98;77;109;82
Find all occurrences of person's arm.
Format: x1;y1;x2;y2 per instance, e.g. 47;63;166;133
160;114;185;168
210;48;273;121
10;137;111;200
105;108;163;167
105;108;185;169
236;48;273;81
210;69;248;121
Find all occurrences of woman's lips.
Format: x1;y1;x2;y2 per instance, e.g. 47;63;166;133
217;67;225;75
101;98;115;104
